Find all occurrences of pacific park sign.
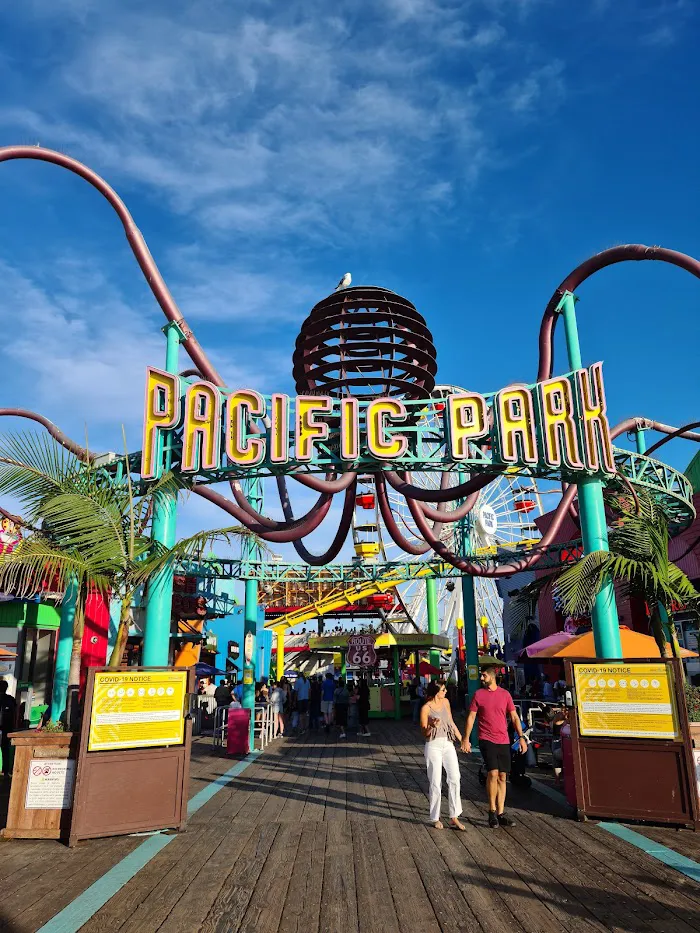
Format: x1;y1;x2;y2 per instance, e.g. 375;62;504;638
141;362;615;482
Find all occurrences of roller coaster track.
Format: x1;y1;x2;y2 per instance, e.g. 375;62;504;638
263;564;441;633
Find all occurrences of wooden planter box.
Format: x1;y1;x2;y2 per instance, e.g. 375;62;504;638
690;721;700;748
2;731;78;840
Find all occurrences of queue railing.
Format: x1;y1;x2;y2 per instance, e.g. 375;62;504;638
189;695;217;736
210;702;278;751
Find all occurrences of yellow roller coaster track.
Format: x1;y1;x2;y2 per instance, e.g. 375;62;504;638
265;537;541;679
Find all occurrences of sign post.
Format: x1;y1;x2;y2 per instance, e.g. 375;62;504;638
68;666;193;847
566;658;699;828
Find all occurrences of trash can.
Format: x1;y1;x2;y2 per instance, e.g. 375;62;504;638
561;723;577;807
227;707;251;756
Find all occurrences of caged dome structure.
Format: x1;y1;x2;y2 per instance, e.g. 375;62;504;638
292;286;438;400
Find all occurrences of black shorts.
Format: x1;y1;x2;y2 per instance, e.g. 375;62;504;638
479;740;511;774
335;704;348;727
297;699;309;713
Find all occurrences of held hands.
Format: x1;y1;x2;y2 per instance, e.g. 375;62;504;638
460;738;471;754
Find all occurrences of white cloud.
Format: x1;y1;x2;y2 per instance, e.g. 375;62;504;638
0;1;569;246
506;62;565;114
0;257;280;449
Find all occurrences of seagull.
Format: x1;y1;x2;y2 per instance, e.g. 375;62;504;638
335;272;352;290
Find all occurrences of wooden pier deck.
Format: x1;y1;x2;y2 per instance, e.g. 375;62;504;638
1;721;699;932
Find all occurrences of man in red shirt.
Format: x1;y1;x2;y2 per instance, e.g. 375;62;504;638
461;666;527;827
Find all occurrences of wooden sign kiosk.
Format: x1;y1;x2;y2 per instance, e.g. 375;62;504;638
68;666;194;847
3;731;78;840
566;657;700;829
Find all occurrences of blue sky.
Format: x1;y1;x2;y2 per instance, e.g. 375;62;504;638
0;0;698;562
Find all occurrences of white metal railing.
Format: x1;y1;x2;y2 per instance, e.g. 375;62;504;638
189;695;217;736
213;705;229;747
210;702;278;750
254;703;276;750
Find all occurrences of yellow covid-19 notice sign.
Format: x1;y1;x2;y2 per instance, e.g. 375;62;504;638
573;662;680;740
88;670;188;752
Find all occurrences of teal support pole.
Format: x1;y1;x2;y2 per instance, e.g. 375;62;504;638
461;577;480;703
243;578;258;749
143;322;183;667
635;429;647;455
50;578;77;722
426;577;441;672
241;474;263;749
393;644;401;720
560;293;622;659
461;577;480;742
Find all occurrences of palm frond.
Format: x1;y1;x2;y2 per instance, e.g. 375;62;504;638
0;538;102;600
37;491;128;570
0;433;83;516
555;550;611;615
131;525;265;585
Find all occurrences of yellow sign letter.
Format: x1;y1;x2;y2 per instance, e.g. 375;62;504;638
141;367;181;479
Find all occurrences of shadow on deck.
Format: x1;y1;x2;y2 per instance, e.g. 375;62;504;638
0;720;698;932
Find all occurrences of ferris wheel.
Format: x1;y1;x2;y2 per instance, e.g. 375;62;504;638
351;386;553;650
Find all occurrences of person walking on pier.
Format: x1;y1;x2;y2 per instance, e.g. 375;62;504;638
409;675;424;723
1;680;17;777
461;666;527;828
420;681;465;831
321;672;335;733
269;681;286;738
333;677;350;739
309;675;322;730
357;676;371;737
294;672;310;734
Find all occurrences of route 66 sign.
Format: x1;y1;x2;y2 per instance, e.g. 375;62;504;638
347;635;377;668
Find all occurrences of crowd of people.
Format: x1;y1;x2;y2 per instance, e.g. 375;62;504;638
256;672;372;739
284;623;379;638
198;670;375;740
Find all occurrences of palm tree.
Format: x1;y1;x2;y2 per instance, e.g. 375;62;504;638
0;431;257;724
516;490;699;656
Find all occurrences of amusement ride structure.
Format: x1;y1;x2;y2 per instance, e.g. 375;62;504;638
1;145;699;727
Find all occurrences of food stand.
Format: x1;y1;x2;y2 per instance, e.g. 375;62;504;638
307;631;449;719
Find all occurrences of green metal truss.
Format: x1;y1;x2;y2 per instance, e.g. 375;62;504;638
176;538;585;583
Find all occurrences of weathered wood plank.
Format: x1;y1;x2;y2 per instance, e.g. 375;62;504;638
399;821;482;933
375;819;440;933
319;817;359;933
238;821;304;932
279;821;328;933
351;817;401;933
514;809;697;933
199;822;280;933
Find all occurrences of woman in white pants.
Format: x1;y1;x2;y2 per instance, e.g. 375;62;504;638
420;681;466;831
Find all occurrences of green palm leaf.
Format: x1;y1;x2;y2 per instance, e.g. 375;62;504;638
554;550;611;615
0;538;104;599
